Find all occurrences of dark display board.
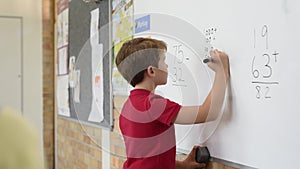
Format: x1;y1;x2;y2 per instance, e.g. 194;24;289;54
68;0;113;129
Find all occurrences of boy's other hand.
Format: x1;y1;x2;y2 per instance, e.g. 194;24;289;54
178;146;206;169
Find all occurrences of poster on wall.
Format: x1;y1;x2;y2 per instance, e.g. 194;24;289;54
57;75;70;117
57;0;69;48
56;0;70;116
112;0;134;96
57;47;68;75
57;0;69;76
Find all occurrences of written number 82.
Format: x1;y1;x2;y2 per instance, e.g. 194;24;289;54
256;86;271;99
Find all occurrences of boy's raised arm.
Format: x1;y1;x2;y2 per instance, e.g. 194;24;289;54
174;50;230;124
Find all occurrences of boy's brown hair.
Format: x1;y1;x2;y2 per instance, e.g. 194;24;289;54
115;37;167;87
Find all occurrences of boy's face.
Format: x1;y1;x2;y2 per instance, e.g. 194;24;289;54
154;52;168;85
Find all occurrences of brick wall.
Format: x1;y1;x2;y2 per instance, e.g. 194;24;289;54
57;118;102;169
42;0;55;168
110;97;127;169
55;96;127;169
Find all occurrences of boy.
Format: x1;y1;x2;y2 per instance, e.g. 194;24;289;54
116;38;229;169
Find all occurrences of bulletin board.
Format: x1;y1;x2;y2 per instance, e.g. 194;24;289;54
67;0;113;129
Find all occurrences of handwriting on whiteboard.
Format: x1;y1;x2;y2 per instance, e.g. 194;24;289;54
252;25;279;99
204;27;218;58
169;27;218;88
171;44;189;87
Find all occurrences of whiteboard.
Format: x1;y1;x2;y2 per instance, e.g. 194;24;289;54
134;0;300;168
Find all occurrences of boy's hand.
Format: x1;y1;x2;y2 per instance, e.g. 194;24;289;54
207;49;230;80
177;146;206;169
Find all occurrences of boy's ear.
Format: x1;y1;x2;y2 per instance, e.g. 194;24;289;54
146;66;155;77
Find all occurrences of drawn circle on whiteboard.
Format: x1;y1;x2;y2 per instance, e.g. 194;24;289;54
70;12;227;158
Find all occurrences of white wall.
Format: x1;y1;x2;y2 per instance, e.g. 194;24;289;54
0;0;43;150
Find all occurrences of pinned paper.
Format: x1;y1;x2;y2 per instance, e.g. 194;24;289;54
69;56;76;88
73;70;80;103
57;75;70;117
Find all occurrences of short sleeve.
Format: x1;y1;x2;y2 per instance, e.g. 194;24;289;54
150;95;182;126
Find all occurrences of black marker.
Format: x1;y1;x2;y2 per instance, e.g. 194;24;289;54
203;57;213;64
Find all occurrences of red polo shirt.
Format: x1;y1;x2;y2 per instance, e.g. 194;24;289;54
120;89;182;169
